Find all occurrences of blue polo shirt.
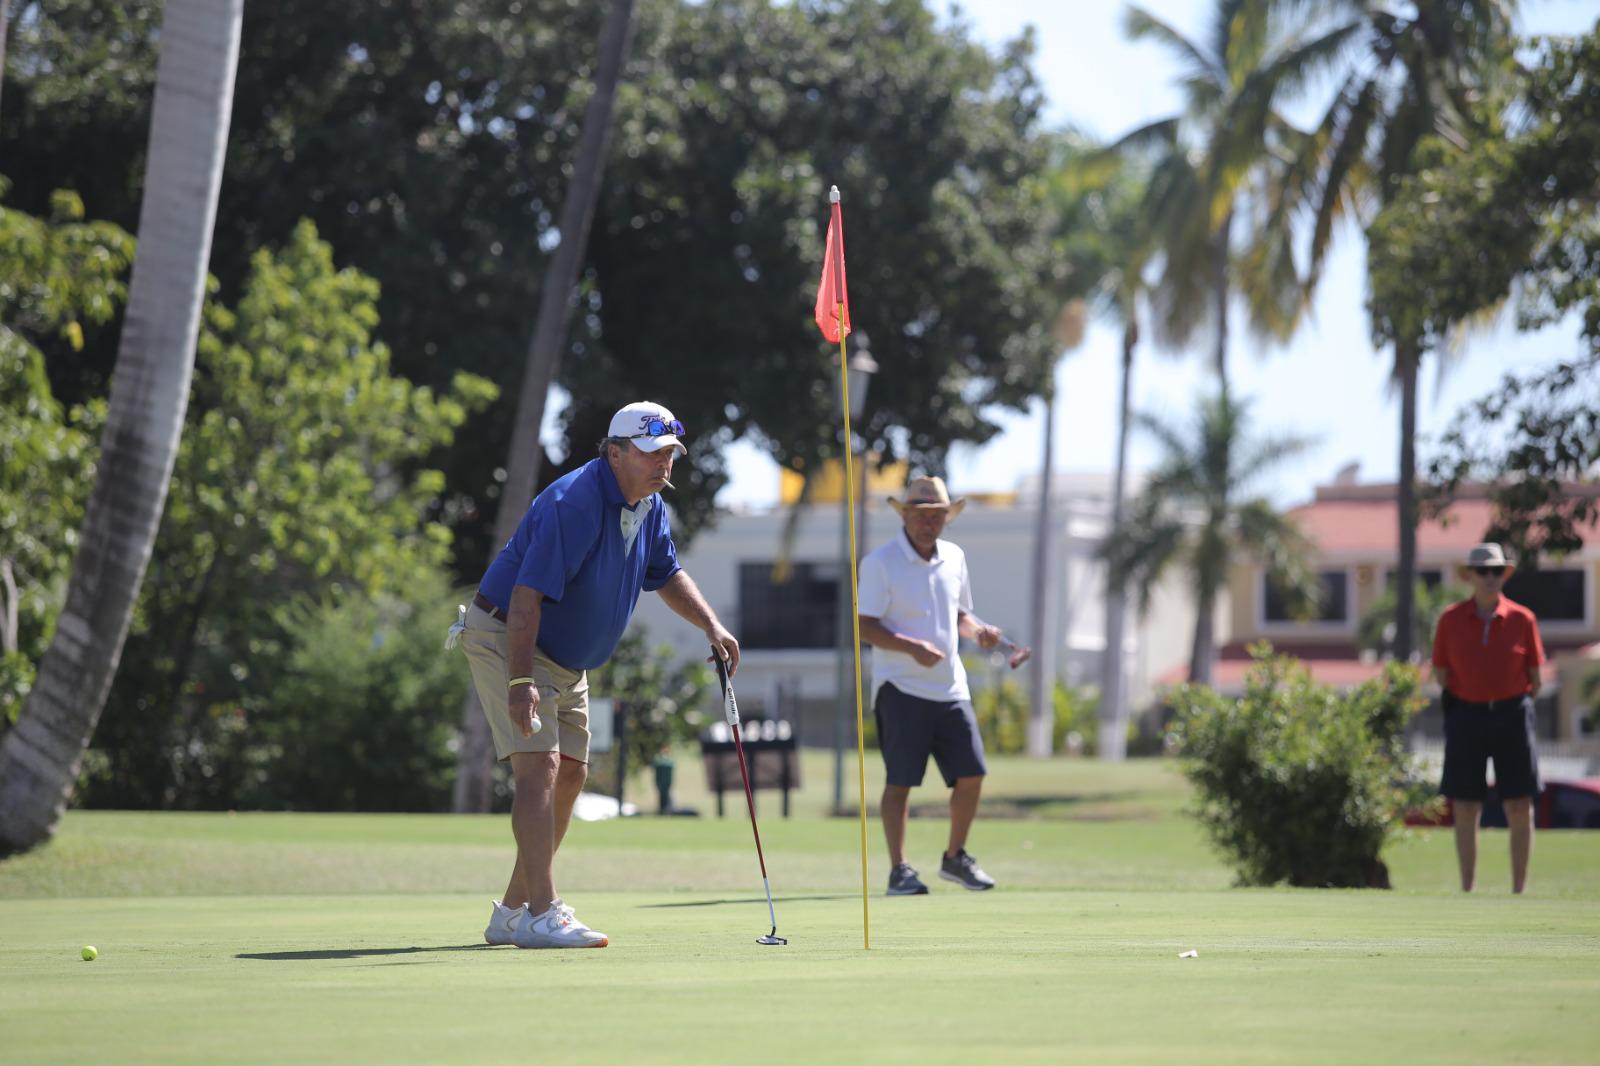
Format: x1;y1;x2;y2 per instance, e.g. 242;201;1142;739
478;458;680;670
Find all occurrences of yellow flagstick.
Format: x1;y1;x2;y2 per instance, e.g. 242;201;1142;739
827;185;872;950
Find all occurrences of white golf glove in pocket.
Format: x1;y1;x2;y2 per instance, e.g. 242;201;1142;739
444;603;467;650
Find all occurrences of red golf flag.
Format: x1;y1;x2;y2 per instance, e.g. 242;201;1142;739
814;195;851;343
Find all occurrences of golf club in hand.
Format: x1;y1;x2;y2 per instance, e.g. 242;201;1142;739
999;635;1032;670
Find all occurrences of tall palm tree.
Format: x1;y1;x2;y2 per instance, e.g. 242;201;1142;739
1114;0;1362;390
452;0;639;812
1050;145;1152;760
1026;299;1086;758
0;0;13;123
1294;0;1517;661
0;0;244;856
1103;391;1319;687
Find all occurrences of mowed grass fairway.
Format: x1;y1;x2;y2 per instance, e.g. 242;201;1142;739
3;758;1596;1065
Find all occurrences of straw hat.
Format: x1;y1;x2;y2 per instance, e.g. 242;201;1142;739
1457;542;1516;579
887;476;966;518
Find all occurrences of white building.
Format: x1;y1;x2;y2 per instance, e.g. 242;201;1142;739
631;471;1198;747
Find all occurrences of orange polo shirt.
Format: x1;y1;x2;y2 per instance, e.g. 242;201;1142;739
1431;595;1544;703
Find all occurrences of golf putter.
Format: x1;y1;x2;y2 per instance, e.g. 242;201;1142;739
1001;636;1032;670
714;652;787;946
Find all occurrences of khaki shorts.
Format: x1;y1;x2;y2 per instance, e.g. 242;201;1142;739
459;602;591;763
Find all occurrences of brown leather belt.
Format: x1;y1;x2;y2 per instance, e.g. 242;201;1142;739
472;591;507;622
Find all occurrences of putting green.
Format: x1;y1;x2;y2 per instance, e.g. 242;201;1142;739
2;758;1596;1064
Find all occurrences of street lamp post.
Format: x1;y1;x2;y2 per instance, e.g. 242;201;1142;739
833;333;877;814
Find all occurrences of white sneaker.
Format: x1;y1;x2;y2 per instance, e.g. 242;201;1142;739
512;901;609;949
484;899;522;946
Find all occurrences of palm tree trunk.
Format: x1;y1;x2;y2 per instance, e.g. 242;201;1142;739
1189;583;1217;688
1212;210;1232;392
1;558;17;655
1027;386;1058;757
0;0;13;125
452;0;638;812
1099;319;1137;760
1393;337;1421;662
0;0;243;856
1188;519;1225;687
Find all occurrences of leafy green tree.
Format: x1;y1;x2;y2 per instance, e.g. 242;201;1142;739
81;221;494;809
5;0;1068;563
1396;29;1600;560
1102;391;1320;686
568;0;1064;511
0;187;130;725
238;570;474;812
0;0;243;855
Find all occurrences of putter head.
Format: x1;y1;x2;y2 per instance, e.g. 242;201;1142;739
757;933;788;946
1006;644;1032;670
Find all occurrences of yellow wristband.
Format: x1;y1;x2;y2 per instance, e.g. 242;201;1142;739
508;676;535;688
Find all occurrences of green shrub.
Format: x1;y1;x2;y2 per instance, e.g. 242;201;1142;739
1169;645;1434;888
235;572;472;812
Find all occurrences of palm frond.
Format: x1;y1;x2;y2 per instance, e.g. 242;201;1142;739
1305;73;1380;281
1231;430;1319;493
1105;116;1182;159
1101;492;1191;615
1233;498;1320;615
1124;4;1223;89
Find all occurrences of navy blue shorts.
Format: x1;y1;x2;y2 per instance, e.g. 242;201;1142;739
874;683;987;788
1440;692;1540;802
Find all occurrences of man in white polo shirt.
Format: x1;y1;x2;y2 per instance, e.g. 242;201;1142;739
858;476;1003;895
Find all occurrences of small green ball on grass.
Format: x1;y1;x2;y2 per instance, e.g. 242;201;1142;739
81;946;98;961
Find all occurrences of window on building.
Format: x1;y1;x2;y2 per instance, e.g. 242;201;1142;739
1503;568;1587;623
1264;570;1349;624
739;562;839;649
1385;568;1443;590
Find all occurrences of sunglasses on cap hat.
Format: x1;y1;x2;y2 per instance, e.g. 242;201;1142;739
626;418;685;439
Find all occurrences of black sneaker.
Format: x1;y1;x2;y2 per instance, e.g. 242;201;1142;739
886;863;929;896
938;849;996;891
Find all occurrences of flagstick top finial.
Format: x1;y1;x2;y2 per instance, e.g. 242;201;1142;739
829;185;840;204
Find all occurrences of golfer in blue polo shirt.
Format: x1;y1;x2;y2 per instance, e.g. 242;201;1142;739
456;401;739;949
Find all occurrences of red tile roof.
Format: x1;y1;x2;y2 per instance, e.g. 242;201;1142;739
1285;482;1598;555
1286;497;1498;555
1158;640;1563;691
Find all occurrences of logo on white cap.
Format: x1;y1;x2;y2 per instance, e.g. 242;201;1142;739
607;401;686;457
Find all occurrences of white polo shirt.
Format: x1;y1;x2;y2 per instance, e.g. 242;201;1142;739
857;531;974;702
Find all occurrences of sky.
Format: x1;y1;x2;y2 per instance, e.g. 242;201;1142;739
579;1;1598;512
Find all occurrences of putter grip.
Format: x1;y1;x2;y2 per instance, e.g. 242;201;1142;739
714;654;741;727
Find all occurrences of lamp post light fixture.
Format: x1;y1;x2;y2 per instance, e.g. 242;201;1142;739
833;333;876;814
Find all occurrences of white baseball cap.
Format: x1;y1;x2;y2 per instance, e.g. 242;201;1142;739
607;401;687;456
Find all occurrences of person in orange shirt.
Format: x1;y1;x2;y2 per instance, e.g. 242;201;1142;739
1431;543;1545;894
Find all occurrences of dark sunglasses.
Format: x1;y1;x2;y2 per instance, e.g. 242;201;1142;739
627;418;684;439
1473;566;1507;577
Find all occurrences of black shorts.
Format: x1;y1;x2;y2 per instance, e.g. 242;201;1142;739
874;682;987;788
1439;692;1540;802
